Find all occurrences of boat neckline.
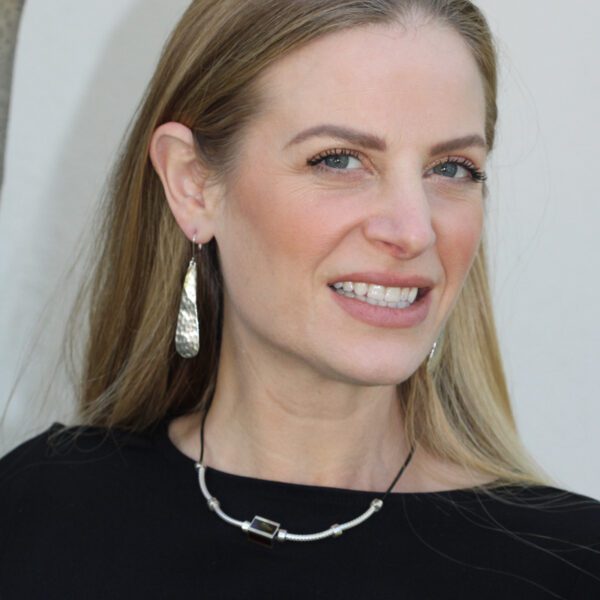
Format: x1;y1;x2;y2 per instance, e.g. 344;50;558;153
153;417;526;501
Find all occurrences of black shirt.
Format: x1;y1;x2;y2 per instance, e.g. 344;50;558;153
1;419;599;599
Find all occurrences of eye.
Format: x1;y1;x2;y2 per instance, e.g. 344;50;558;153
427;157;487;183
433;162;469;178
307;148;363;173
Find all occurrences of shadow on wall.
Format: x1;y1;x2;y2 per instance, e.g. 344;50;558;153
0;0;190;452
0;0;26;193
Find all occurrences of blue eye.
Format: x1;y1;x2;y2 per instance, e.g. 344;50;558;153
434;162;463;177
430;158;487;183
323;155;354;169
307;149;363;172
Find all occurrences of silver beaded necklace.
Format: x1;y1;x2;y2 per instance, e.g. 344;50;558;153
194;402;416;547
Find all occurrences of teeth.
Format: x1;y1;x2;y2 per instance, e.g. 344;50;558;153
330;281;422;308
384;287;401;303
353;282;368;296
367;284;385;301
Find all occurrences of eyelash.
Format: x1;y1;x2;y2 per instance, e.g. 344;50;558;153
307;148;361;171
432;156;488;183
307;148;488;183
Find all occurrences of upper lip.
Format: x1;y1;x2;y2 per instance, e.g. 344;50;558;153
327;272;435;289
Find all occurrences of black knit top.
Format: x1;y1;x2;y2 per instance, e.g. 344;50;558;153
1;419;599;599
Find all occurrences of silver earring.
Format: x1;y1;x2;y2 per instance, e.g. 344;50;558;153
427;340;438;371
175;236;202;358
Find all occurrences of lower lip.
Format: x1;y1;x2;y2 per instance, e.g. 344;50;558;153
329;286;432;328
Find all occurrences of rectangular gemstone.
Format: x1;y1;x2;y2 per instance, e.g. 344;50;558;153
248;515;280;547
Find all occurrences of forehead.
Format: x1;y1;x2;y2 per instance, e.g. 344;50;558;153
254;22;486;147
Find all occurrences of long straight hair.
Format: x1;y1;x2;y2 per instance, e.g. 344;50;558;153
62;0;554;490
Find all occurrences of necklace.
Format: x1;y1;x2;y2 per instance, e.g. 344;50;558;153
194;403;416;547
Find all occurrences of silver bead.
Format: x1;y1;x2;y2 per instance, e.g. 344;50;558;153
371;498;383;511
330;523;343;537
207;497;220;511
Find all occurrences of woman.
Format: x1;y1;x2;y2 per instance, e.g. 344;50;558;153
1;0;599;597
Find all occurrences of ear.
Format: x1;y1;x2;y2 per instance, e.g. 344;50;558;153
149;121;223;243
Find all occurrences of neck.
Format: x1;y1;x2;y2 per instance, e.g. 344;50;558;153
168;322;488;493
191;329;431;494
204;378;409;492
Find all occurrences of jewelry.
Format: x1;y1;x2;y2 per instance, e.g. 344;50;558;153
427;340;437;368
175;236;202;358
427;329;444;371
194;403;416;547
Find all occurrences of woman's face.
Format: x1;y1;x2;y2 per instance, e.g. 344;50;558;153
212;22;487;384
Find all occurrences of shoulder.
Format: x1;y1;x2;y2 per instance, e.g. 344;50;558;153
477;484;600;594
457;483;600;546
398;483;600;595
1;422;114;467
1;421;144;463
0;421;160;497
486;483;600;530
0;421;166;537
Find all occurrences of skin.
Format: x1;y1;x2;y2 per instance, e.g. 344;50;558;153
149;21;492;492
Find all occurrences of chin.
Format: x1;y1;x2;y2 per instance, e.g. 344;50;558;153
334;356;425;387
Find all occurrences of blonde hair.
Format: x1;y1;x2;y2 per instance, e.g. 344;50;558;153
61;0;553;491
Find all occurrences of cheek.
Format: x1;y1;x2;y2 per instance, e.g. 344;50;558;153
225;169;342;280
217;166;345;347
435;199;484;284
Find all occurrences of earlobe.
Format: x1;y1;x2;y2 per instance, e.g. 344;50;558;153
149;121;217;241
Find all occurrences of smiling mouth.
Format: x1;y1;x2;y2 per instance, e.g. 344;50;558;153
327;283;430;309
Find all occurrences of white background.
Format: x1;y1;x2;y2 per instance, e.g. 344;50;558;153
1;1;598;498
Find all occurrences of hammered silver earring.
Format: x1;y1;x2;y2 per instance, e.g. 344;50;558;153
175;236;202;358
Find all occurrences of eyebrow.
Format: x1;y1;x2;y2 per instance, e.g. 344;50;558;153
430;134;487;156
284;124;487;155
285;124;387;151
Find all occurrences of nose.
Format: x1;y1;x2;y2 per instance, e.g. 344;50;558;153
362;177;437;260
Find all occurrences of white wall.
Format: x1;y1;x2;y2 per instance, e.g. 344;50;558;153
477;0;600;497
1;1;598;498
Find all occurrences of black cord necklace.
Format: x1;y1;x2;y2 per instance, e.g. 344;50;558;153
194;400;416;546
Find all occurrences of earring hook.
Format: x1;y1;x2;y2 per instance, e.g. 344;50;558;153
192;234;203;256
